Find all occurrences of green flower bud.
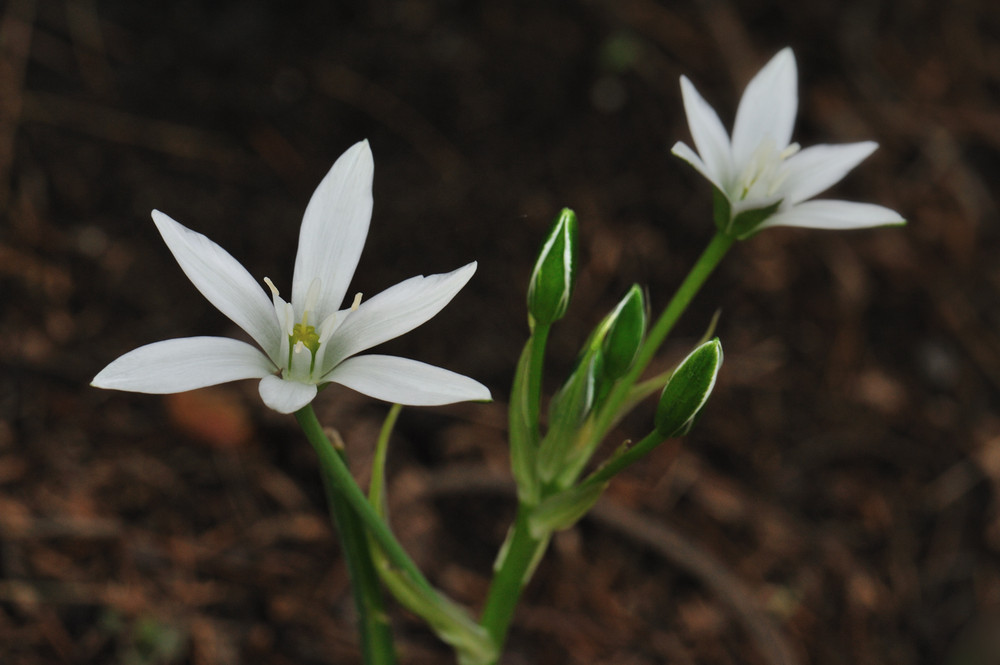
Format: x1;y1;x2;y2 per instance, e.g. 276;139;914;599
527;208;578;325
600;285;646;380
655;338;723;437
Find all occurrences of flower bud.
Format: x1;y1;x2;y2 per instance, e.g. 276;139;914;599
600;285;646;380
655;338;723;437
527;208;578;325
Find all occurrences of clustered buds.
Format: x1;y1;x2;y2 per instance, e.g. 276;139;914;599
519;207;728;543
536;284;648;487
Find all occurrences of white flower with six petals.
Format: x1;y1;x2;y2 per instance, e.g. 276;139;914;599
671;47;905;237
93;140;491;414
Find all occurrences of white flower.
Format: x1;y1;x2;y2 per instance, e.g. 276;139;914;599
671;47;905;237
93;141;491;414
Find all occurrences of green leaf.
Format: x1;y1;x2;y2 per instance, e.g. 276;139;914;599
527;208;579;325
655;338;723;437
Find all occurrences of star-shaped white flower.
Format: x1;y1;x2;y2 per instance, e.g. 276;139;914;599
671;47;905;238
93;140;491;414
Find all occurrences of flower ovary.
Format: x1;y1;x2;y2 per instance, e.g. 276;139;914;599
291;322;321;355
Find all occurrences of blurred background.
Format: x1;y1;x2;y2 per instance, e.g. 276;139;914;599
2;0;999;663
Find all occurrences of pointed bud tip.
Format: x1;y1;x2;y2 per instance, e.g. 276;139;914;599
527;208;580;325
600;285;647;380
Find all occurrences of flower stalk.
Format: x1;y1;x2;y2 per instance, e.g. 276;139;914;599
297;410;397;665
479;505;549;655
294;405;435;597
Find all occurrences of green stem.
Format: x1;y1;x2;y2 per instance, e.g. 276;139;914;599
295;403;435;589
315;447;397;665
581;429;663;488
477;321;554;650
526;323;550;431
478;504;548;657
594;231;733;437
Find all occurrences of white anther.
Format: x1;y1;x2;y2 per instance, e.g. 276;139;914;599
351;292;362;311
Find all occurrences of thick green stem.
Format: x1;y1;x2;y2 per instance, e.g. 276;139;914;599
594;231;733;438
480;323;553;651
478;504;548;656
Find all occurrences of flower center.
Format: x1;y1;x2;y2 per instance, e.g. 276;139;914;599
263;276;362;382
291;318;321;355
736;139;800;202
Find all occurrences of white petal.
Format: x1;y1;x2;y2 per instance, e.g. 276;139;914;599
671;141;727;194
322;262;477;369
292;140;374;318
152;211;280;360
92;337;275;393
732;48;798;167
678;76;733;187
760;200;905;231
258;375;318;414
324;355;492;405
780;142;878;204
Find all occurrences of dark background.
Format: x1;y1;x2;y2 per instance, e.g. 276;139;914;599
2;1;999;663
